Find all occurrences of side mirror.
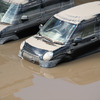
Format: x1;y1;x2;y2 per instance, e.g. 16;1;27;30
73;37;82;43
21;15;28;22
39;24;43;30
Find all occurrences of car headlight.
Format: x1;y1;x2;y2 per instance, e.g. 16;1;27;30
43;52;53;61
20;41;25;50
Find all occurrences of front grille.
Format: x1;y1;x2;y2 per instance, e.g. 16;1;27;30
22;43;47;63
23;50;39;63
23;43;36;55
23;43;47;56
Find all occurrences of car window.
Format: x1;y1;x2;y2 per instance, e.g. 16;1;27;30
22;4;40;13
81;22;95;38
95;19;100;32
61;0;70;3
43;0;60;6
62;0;70;1
22;1;39;13
43;0;60;16
72;24;83;40
21;2;41;21
96;22;100;27
43;0;60;10
23;0;37;7
1;4;19;24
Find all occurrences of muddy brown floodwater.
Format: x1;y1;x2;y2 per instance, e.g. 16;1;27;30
0;0;100;100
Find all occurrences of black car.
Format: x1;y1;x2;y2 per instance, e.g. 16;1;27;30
18;1;100;68
0;0;74;44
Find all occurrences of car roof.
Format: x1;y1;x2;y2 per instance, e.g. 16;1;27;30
3;0;29;4
55;1;100;24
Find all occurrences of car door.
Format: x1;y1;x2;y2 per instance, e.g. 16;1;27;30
17;0;41;33
41;0;61;22
70;19;99;57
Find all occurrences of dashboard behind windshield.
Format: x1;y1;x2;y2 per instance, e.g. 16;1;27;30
39;17;76;44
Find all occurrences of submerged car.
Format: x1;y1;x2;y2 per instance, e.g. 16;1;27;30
0;0;74;44
18;1;100;68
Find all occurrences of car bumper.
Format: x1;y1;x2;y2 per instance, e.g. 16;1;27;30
18;50;60;68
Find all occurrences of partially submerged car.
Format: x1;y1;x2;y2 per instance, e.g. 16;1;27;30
0;0;74;44
18;1;100;68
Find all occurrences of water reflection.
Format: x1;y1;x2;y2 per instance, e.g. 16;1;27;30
1;38;100;100
0;39;33;99
20;52;100;85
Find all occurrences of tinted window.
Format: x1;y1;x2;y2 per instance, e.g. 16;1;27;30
82;23;94;38
43;0;60;16
20;1;41;22
96;22;100;27
22;0;39;12
22;4;40;13
95;19;100;31
72;24;83;38
61;0;70;2
43;0;60;6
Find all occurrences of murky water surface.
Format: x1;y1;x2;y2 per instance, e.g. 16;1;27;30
0;0;100;100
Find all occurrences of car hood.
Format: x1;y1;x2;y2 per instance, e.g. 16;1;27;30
25;35;62;51
0;24;10;31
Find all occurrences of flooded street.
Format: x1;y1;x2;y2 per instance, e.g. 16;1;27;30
0;38;100;100
0;0;100;100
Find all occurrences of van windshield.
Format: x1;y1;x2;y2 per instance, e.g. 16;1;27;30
0;0;19;24
39;17;76;44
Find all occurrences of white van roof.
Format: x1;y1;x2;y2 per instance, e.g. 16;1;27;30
3;0;28;4
55;1;100;24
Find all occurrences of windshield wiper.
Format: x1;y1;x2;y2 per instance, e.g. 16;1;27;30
42;36;64;45
0;22;10;25
34;35;42;39
54;41;64;45
42;35;56;45
42;36;53;42
42;35;64;45
35;34;63;45
34;35;54;45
